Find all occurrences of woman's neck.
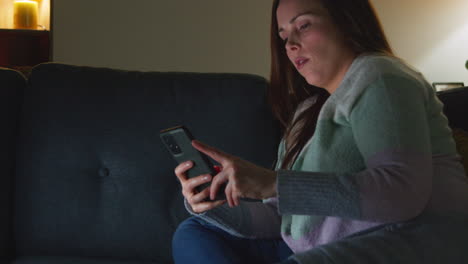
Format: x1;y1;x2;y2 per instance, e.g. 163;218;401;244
323;52;357;95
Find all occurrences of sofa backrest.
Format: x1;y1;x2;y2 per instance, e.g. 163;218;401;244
437;87;468;132
0;68;25;261
14;63;281;263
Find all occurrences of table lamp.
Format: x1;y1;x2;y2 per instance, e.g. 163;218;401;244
13;0;39;30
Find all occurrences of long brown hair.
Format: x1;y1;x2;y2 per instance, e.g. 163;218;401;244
269;0;394;169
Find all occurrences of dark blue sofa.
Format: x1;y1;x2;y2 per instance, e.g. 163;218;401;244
0;63;280;264
1;63;466;263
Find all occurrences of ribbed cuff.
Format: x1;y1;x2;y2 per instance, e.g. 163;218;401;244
184;198;207;216
276;170;360;218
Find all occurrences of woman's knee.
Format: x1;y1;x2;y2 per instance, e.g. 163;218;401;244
172;217;204;245
172;217;243;264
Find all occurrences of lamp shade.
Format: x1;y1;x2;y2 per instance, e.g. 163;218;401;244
13;0;39;30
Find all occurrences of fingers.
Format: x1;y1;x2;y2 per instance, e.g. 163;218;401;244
175;161;212;191
174;161;193;183
210;171;228;200
225;182;241;207
181;174;212;198
187;187;211;204
225;183;233;207
232;191;240;207
188;185;226;214
192;200;226;214
187;174;211;193
192;140;230;164
175;160;227;214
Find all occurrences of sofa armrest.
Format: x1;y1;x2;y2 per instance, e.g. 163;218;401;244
0;67;26;259
437;86;468;131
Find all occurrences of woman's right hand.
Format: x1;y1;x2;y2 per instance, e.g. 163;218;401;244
174;160;226;214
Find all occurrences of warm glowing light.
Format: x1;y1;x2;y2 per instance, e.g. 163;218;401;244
13;0;39;30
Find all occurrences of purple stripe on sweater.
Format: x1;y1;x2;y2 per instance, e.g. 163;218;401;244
282;217;381;253
358;149;432;222
426;153;468;215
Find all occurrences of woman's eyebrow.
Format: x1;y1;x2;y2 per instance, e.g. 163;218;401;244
278;11;318;33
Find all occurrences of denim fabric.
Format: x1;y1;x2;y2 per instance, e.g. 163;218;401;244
174;213;468;264
172;217;295;264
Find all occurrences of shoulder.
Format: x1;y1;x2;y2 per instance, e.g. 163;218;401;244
333;53;433;116
351;54;424;82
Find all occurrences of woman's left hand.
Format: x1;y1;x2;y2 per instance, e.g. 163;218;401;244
192;140;277;207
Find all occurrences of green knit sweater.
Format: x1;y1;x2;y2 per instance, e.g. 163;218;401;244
186;54;468;264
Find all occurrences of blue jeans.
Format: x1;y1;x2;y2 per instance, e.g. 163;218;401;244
172;217;296;264
173;213;468;264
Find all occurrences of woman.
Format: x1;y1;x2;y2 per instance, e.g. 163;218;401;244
172;0;468;263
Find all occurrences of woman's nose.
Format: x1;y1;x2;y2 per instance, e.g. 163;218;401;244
285;34;300;52
286;42;299;51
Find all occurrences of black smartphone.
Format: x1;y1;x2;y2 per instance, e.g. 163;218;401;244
160;125;226;200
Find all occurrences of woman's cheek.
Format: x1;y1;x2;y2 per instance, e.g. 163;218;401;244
302;30;326;50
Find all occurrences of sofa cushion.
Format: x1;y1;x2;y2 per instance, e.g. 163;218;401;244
14;63;280;263
0;67;26;261
13;256;157;264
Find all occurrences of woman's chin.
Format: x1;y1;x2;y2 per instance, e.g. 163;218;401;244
303;74;322;88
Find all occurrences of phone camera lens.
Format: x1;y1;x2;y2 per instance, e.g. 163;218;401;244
163;135;182;155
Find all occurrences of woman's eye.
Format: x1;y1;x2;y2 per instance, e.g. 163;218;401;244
299;23;310;30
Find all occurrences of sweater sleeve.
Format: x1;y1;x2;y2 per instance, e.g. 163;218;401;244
277;75;433;223
184;197;282;239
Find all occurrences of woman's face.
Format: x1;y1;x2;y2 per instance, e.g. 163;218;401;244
276;0;355;91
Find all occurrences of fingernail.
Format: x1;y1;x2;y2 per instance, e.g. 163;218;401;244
185;161;191;167
203;175;211;181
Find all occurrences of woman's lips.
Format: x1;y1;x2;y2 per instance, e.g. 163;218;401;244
295;57;309;70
